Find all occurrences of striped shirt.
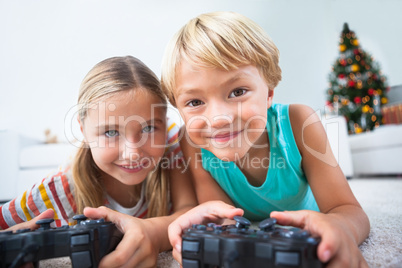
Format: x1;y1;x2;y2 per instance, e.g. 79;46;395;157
0;117;183;229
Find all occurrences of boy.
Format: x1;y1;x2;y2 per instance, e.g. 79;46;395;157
162;11;369;267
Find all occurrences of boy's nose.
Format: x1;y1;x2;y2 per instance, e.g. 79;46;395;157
207;103;234;128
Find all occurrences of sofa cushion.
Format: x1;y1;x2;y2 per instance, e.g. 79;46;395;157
349;125;402;151
19;143;77;169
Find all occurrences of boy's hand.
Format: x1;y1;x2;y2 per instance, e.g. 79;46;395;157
84;206;159;268
270;210;368;268
4;209;54;232
168;201;244;264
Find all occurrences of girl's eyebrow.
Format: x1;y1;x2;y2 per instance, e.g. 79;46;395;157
95;119;165;130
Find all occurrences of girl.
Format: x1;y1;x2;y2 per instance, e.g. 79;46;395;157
162;12;370;267
0;56;197;267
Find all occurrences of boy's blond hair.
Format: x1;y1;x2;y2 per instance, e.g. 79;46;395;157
161;11;282;107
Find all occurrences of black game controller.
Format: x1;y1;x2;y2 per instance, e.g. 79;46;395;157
0;215;123;268
182;216;323;268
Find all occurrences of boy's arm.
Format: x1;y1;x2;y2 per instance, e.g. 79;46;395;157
274;104;369;266
179;126;234;205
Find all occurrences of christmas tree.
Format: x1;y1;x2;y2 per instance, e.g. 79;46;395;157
326;23;389;134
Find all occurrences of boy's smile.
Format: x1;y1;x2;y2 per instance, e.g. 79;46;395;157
175;61;273;161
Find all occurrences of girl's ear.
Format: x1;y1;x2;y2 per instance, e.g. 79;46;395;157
267;89;274;107
77;116;87;142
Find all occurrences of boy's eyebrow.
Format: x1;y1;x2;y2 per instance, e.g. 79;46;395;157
176;72;251;96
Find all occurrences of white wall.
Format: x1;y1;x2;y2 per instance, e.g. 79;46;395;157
1;0;401;142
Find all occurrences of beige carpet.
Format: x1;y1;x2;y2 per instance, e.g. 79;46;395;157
40;178;402;268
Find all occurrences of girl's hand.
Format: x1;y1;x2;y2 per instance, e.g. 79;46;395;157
4;209;54;232
84;206;159;268
270;210;368;268
168;201;244;264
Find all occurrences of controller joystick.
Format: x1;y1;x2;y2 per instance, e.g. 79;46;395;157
73;214;87;225
182;216;323;268
258;217;277;231
36;218;54;230
233;216;251;229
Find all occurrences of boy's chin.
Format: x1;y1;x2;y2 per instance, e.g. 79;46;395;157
207;146;250;162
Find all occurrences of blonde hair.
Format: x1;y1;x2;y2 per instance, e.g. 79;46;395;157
72;56;170;218
161;11;282;106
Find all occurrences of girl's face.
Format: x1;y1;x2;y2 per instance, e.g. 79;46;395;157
174;62;273;161
81;89;167;186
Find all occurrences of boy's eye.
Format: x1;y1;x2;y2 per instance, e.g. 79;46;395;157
187;99;204;107
105;130;119;137
229;88;246;98
142;125;155;133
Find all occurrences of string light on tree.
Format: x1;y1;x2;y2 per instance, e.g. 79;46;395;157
326;23;389;134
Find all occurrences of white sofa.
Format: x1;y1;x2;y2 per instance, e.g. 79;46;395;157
0;129;76;202
348;124;402;176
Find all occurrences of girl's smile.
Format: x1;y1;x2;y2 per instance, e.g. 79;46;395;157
81;89;167;188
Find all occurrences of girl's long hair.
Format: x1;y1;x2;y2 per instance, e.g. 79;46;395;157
72;56;169;218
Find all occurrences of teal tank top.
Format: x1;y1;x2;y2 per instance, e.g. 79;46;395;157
200;103;319;221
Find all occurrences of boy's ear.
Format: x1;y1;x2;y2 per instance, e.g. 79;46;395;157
267;89;274;107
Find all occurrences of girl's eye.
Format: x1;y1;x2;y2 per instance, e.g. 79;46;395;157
142;125;155;133
187;99;204;107
105;130;119;137
229;88;246;98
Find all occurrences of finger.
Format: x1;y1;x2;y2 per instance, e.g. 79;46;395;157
270;210;311;229
7;209;55;232
99;230;140;268
271;210;340;263
168;201;243;254
122;241;157;268
204;201;244;222
83;206;112;220
172;248;182;266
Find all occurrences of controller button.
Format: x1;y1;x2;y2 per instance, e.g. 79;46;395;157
71;251;92;268
182;259;200;268
255;242;273;259
80;218;105;225
275;251;300;266
196;225;206;231
258;217;277;231
204;238;220;265
233;216;251;229
15;228;31;234
36;218;54;230
71;234;90;246
183;240;200;252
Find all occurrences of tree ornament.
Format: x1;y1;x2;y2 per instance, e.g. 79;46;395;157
354;96;362;104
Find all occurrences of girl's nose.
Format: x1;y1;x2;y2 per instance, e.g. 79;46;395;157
121;138;143;161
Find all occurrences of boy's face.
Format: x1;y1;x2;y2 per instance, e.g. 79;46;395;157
174;61;273;161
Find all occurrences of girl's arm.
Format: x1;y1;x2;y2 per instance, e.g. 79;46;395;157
0;209;55;231
272;104;369;266
179;127;234;205
83;133;199;268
